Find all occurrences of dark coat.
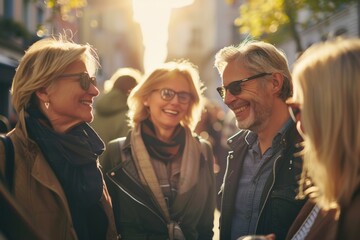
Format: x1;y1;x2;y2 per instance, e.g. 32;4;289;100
219;122;306;240
101;131;216;240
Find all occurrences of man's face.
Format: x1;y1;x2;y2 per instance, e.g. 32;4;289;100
222;61;274;133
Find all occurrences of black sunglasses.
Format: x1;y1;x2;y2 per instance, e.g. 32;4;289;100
58;72;97;91
217;72;272;100
156;88;192;104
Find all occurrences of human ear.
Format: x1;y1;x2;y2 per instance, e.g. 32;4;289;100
271;72;284;94
35;87;49;103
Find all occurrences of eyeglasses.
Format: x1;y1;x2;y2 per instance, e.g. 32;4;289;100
156;88;192;104
217;72;272;100
286;100;301;122
58;72;97;91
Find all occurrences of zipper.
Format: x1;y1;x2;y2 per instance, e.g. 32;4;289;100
254;153;281;232
107;168;168;226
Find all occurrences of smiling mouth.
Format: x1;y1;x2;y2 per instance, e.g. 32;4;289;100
163;109;178;115
232;104;249;115
80;100;93;106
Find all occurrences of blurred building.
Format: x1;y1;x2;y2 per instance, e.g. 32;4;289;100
278;2;360;66
0;0;45;119
80;0;143;90
79;0;243;104
1;0;359;118
166;0;243;106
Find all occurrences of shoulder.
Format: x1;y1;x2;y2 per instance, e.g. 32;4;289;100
100;135;129;172
338;189;360;238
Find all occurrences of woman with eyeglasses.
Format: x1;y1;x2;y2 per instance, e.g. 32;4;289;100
0;35;118;240
101;60;216;240
285;38;360;240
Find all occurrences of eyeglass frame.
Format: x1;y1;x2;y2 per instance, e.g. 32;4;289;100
217;72;272;100
58;72;97;91
154;88;193;104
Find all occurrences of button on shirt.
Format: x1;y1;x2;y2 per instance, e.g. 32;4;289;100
231;119;292;240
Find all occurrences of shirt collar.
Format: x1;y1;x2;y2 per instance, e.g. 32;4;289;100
244;117;293;149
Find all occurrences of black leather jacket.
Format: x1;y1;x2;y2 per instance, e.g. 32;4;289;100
219;121;306;240
101;132;215;240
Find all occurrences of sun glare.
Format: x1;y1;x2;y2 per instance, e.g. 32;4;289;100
132;0;194;73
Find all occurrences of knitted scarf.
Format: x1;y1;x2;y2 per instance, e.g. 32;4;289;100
25;107;107;240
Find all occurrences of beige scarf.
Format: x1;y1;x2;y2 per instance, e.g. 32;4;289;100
130;124;202;222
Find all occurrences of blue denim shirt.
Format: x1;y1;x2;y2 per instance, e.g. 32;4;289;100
231;119;292;240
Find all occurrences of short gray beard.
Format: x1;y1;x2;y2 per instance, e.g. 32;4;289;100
236;102;272;133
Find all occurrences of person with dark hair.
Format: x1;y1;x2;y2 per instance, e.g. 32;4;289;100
91;67;142;146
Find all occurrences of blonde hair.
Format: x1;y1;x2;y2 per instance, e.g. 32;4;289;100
127;60;205;131
292;38;360;209
214;39;292;100
11;34;99;115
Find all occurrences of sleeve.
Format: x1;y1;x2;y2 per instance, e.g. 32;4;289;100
197;140;216;239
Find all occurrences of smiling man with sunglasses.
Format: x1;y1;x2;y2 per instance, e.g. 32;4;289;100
214;40;306;240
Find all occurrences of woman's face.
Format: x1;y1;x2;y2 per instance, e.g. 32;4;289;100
42;60;99;132
145;74;191;135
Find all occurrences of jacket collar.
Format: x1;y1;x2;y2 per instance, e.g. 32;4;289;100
227;118;300;152
14;110;73;219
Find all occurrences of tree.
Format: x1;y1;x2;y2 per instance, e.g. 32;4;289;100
45;0;88;16
233;0;357;53
36;0;88;36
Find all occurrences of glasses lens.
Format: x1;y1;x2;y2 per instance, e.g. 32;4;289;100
177;92;191;104
80;74;89;90
160;88;175;101
79;73;97;90
217;87;225;99
159;88;191;103
217;81;242;100
228;81;242;96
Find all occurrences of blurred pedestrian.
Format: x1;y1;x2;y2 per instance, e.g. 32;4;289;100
195;98;226;209
0;35;118;240
285;38;360;240
101;60;216;239
214;40;306;240
91;67;142;146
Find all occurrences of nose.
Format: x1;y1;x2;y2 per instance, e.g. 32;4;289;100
89;83;100;97
224;90;236;105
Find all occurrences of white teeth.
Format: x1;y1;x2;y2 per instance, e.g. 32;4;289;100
164;109;178;115
81;100;92;106
233;105;248;114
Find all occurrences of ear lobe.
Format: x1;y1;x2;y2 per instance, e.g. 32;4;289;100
35;87;49;102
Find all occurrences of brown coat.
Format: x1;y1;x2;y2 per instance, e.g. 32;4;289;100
0;116;118;240
286;200;339;240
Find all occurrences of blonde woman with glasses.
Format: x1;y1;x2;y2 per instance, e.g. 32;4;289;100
101;60;216;240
